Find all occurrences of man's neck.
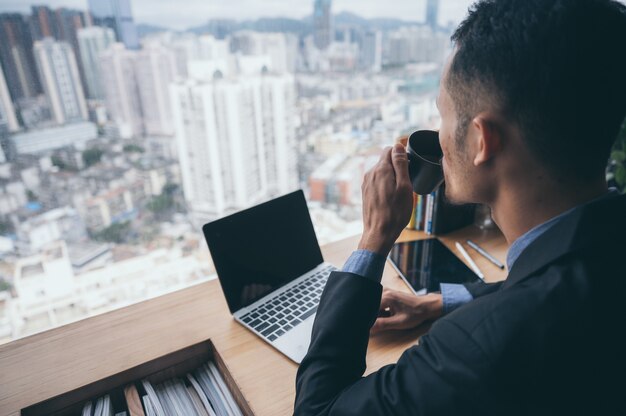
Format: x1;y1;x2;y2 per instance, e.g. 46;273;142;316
490;179;609;245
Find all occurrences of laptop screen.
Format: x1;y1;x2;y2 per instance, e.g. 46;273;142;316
202;190;324;313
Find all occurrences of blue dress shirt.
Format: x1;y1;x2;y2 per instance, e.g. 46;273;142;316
343;189;618;315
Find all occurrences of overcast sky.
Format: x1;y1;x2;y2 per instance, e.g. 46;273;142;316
0;0;476;30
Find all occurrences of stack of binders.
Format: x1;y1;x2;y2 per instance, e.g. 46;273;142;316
80;361;242;416
81;395;118;416
406;184;477;235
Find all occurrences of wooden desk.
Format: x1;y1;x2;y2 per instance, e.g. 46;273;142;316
0;226;508;416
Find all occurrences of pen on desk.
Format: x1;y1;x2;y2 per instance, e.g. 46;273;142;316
466;239;505;269
455;241;485;281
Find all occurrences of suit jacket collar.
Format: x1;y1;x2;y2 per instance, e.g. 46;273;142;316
502;192;626;289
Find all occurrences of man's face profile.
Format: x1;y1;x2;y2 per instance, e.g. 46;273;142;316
436;53;473;206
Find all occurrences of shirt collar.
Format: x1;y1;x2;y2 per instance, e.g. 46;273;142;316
506;188;619;270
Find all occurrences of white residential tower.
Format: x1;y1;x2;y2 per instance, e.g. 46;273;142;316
33;37;88;125
171;73;298;225
77;26;116;100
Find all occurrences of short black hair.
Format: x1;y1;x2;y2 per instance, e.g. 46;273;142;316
448;0;626;181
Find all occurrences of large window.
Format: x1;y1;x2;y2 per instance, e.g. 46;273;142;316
0;0;473;342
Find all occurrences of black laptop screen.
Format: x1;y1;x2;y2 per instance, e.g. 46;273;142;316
202;190;324;313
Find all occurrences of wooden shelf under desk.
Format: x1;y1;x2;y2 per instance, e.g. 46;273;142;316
21;339;254;416
0;225;508;416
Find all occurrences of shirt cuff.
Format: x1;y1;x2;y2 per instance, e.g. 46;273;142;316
342;249;387;283
440;283;473;315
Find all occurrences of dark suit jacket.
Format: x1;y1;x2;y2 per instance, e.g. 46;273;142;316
294;193;626;415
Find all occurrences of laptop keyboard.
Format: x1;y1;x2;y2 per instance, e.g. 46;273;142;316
239;264;337;342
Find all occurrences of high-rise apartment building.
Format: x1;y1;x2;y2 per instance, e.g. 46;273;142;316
387;26;448;65
313;0;333;50
99;40;179;139
0;13;40;100
29;7;91;101
33;38;88;125
360;31;382;72
0;62;18;162
99;43;143;138
0;65;19;133
171;74;298;225
30;6;57;40
88;0;139;50
54;8;90;44
30;7;91;91
54;8;91;86
160;33;230;77
230;32;290;73
77;26;116;99
134;44;178;136
426;0;440;30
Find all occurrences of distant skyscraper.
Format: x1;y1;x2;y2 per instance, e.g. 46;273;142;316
54;8;90;46
53;8;90;88
313;0;333;50
0;64;19;133
426;0;440;30
0;129;8;163
0;13;40;100
387;26;448;65
77;26;116;99
360;31;382;72
171;74;298;225
230;31;290;73
33;38;88;125
30;6;57;40
99;43;143;138
134;44;178;136
30;7;91;98
88;0;139;49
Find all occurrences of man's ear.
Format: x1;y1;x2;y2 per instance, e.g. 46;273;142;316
471;115;502;166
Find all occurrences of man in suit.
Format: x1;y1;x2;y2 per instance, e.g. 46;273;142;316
294;0;626;414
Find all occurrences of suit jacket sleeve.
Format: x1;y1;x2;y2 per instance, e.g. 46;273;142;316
294;271;493;415
463;280;503;298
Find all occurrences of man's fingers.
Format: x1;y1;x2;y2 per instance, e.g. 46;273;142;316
379;146;393;163
379;290;399;310
391;143;411;188
371;315;404;333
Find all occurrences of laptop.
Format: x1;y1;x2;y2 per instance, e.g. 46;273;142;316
202;190;338;363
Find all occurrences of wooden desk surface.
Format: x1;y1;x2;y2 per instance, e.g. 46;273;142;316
0;226;508;416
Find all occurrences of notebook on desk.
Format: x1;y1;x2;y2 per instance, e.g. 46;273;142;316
202;190;337;364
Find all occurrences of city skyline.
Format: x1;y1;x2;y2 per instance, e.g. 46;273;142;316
1;0;474;30
0;0;452;342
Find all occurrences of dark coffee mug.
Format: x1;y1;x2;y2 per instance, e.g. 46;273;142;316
406;130;444;195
